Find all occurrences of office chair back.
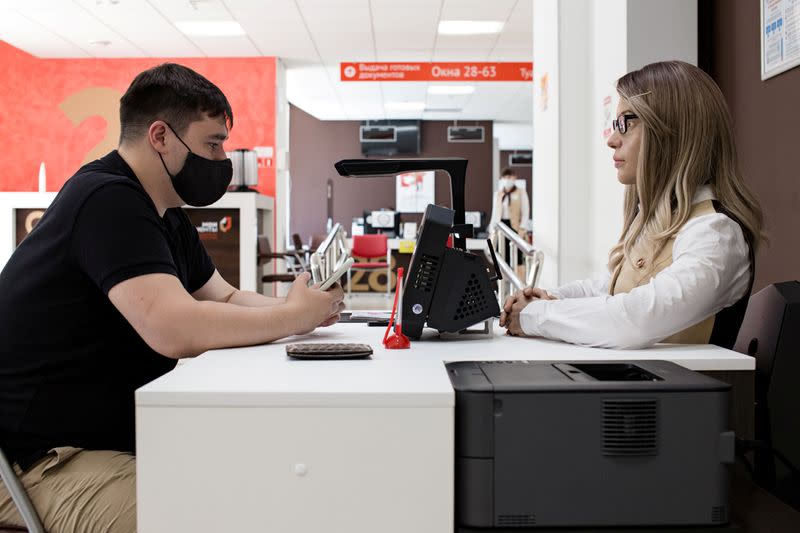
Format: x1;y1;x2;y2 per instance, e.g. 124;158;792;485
257;235;274;266
351;234;388;259
0;445;45;533
733;281;800;505
291;233;305;252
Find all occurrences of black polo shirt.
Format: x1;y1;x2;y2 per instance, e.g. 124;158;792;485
0;151;215;470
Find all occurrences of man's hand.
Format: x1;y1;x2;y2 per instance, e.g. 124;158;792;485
499;287;557;336
286;273;345;335
316;282;346;327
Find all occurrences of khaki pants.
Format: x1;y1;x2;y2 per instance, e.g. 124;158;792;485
0;447;136;533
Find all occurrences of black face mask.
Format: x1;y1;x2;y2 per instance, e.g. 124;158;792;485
158;123;232;207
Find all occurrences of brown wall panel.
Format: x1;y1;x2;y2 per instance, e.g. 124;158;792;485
701;0;800;291
289;105;494;242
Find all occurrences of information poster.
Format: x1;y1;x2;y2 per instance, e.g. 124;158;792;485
762;0;800;79
396;171;435;213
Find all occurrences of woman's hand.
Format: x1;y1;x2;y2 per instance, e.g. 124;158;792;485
499;288;557;336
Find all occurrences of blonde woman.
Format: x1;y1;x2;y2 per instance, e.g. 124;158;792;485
500;61;764;349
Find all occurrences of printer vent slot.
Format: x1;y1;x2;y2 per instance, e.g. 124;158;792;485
412;254;439;293
602;399;658;456
453;273;490;321
497;514;536;527
711;505;727;523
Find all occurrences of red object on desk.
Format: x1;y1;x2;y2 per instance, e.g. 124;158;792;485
383;267;411;349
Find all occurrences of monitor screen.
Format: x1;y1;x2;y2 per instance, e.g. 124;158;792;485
360;120;421;156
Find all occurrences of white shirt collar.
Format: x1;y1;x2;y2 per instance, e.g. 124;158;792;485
637;185;716;210
693;185;716;204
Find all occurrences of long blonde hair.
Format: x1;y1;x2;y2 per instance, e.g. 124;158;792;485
608;61;764;276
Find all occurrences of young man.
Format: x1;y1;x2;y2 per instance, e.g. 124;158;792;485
0;63;344;532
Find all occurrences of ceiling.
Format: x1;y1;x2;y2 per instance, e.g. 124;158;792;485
0;0;532;128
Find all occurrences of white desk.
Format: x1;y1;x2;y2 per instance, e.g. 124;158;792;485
136;322;755;533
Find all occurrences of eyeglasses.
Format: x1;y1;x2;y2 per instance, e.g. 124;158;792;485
612;113;638;135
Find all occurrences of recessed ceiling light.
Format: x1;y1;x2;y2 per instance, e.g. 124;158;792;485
385;101;426;111
88;40;112;47
438;20;504;35
427;85;475;95
424;107;463;113
175;20;246;37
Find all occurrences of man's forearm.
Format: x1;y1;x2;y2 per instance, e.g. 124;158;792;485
169;300;301;358
226;290;286;308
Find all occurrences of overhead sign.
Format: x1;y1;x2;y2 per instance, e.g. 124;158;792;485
340;62;533;82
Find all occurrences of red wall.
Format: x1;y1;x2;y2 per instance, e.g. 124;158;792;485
0;41;276;196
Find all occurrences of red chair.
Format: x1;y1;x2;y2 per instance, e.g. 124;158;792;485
348;234;391;297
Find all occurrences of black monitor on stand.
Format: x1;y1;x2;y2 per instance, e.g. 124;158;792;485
335;158;501;339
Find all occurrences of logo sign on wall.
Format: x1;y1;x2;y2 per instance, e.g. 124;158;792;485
186;209;240;288
195;216;234;240
340;62;533;82
15;209;46;246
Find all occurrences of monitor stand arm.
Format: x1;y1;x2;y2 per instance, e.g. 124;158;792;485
334;158;471;249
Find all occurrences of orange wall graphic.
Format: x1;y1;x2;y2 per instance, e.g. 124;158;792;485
0;41;276;196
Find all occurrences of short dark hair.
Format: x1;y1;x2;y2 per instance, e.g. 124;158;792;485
500;167;516;178
119;63;233;144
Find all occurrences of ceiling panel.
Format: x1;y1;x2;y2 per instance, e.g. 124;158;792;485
440;0;516;21
435;34;498;50
488;47;532;61
148;0;232;22
381;82;427;101
228;1;316;60
289;67;337;98
431;49;490;61
16;2;146;57
375;31;436;51
0;8;90;57
370;0;441;7
0;0;532;123
74;0;202;57
297;0;366;7
425;93;471;112
313;30;374;61
189;35;260;56
374;49;433;61
493;30;531;49
371;6;439;34
300;3;371;33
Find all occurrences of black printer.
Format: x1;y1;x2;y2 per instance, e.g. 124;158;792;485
447;360;735;529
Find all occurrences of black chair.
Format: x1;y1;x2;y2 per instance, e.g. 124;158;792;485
291;233;313;271
257;236;304;285
0;445;45;533
734;281;800;510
